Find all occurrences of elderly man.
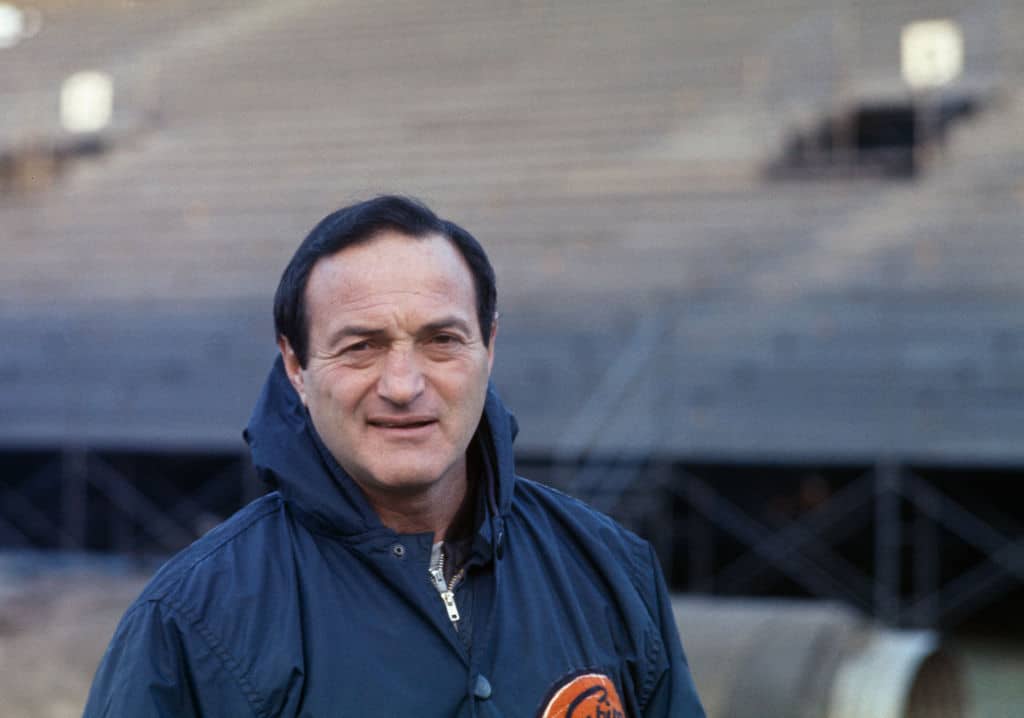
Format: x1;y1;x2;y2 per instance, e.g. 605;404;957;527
83;196;704;717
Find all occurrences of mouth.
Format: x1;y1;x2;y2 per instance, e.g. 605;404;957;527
367;416;438;433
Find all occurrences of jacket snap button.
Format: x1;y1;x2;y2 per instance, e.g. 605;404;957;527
473;674;492;700
390;543;405;559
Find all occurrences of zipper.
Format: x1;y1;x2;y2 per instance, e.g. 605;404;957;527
428;544;465;627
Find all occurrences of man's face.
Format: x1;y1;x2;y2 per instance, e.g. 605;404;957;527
280;230;495;498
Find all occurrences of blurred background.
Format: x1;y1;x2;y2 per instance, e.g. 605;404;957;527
0;0;1022;716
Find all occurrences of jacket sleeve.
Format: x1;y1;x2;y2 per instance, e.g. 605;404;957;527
642;544;706;718
82;599;258;718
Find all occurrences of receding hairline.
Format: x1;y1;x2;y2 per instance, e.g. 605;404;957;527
305;228;476;288
274;195;498;366
300;229;486;342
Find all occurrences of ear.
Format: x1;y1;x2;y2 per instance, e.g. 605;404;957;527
278;336;308;405
486;314;498;375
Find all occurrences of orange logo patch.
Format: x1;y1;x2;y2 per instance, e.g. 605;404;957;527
538;672;626;718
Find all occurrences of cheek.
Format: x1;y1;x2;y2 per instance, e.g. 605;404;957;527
443;359;491;415
307;373;362;421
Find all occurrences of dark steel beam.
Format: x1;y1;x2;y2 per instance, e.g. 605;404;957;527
675;473;868;610
874;460;902;624
713;470;875;593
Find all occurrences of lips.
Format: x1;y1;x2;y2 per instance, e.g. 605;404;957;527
367;416;437;430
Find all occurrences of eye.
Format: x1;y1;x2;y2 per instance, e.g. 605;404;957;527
343;340;373;354
429;332;467;348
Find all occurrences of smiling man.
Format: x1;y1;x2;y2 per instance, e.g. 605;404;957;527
281;230;493;537
83;196;705;718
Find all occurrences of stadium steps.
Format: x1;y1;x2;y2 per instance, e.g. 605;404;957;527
1;0;1022;459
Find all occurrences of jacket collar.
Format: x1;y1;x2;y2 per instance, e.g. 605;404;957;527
244;356;517;552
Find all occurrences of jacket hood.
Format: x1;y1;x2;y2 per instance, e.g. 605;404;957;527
243;356;518;543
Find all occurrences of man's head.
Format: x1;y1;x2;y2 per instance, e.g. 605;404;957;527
274;196;498;500
274;196;496;368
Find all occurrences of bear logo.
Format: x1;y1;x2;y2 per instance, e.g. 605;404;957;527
538;672;626;718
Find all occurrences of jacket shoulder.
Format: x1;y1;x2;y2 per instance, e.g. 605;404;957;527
510;476;649;543
134;492;285;607
509;476;655;590
88;493;294;717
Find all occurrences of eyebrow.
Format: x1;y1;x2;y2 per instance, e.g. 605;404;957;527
325;324;386;348
325;316;474;348
418;316;473;337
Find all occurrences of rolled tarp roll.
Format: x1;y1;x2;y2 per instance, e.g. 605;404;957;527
671;597;965;718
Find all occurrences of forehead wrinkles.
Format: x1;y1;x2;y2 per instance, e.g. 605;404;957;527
325;289;467;322
312;235;473;297
304;234;477;338
309;266;474;313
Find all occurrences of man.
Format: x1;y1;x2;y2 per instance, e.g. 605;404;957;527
83;196;705;717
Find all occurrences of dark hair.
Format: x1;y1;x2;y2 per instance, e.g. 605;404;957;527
274;195;497;367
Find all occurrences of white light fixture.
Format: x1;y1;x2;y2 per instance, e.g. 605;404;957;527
0;3;40;49
0;3;25;48
901;19;964;90
60;71;115;134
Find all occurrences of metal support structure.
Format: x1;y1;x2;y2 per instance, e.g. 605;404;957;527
554;310;669;463
561;458;1023;628
542;297;1022;629
61;449;88;550
1;457;76;547
1;448;255;555
86;454;197;551
711;471;875;593
687;490;715;593
874;459;903;625
0;511;32;547
901;469;1024;627
911;477;941;627
677;473;869;610
1;444;1022;628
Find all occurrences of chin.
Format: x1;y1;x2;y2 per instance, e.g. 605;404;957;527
369;466;448;493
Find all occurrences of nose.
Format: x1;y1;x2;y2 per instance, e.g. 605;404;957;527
376;345;425;406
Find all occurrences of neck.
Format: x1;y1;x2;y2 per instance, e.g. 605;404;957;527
368;484;465;542
359;458;475;542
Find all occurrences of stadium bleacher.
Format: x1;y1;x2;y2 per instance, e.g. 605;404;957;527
1;0;1022;630
2;0;1023;461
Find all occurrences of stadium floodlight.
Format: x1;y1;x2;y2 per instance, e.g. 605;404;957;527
901;19;964;90
0;3;25;48
60;71;115;134
0;3;40;49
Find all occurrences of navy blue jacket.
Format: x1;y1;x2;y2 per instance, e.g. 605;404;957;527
83;358;704;717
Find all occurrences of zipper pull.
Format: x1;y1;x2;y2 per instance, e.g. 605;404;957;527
429;544;461;628
429;566;447;593
440;589;461;623
429;565;461;625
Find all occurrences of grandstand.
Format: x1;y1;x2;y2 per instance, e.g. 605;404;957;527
1;0;1022;628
